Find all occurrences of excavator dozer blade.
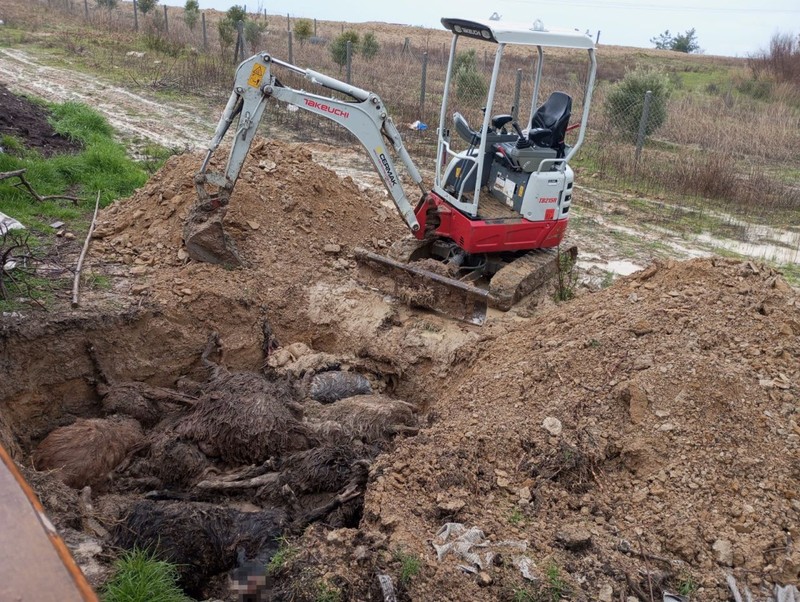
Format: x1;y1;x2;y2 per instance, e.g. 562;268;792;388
354;248;489;325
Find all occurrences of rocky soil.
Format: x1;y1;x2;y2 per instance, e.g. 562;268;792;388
0;68;798;601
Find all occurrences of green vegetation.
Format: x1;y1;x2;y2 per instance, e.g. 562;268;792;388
136;0;158;16
266;537;298;574
362;32;379;60
0;101;148;227
677;573;699;597
454;49;486;101
330;30;360;69
508;507;524;525
554;248;578;302
651;28;701;53
101;548;190;602
183;0;199;30
393;548;421;587
315;581;342;602
605;67;672;137
294;19;313;45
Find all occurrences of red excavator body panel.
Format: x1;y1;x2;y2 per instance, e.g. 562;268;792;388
414;192;568;254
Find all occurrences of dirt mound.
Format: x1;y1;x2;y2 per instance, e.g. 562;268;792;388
291;258;799;601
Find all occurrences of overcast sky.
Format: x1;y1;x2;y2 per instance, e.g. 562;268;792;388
161;0;799;57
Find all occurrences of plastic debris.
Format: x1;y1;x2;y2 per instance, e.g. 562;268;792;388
0;212;24;235
408;120;428;130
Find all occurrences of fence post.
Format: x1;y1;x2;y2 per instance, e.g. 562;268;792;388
512;68;522;122
419;52;428;120
163;4;169;34
83;0;88;19
237;20;245;62
346;40;352;84
288;31;293;63
202;12;208;50
132;0;138;31
596;30;601;45
314;18;317;37
286;13;290;31
635;90;653;165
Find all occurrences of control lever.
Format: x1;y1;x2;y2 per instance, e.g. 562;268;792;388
512;121;532;149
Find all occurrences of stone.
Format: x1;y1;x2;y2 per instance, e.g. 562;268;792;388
436;499;465;517
323;243;341;254
712;539;733;566
476;571;493;587
598;583;613;602
555;526;593;551
631;320;653;336
247;220;260;230
542;417;562;436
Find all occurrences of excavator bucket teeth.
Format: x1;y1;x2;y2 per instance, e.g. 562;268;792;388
489;244;578;311
354;248;489;325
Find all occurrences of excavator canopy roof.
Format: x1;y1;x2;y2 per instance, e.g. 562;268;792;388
441;17;595;50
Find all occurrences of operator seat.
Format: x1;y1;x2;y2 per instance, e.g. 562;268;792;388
528;92;572;157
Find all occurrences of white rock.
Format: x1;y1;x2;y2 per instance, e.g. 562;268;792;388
542;417;563;436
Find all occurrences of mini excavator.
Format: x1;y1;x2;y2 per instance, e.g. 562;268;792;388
186;16;597;324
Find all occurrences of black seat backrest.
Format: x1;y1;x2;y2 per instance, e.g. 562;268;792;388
529;92;572;157
453;111;481;147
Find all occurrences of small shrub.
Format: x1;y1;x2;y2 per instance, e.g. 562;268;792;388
604;67;671;138
136;0;158;16
225;5;246;24
454;49;486;101
101;548;190;602
553;247;578;302
218;20;235;53
330;30;359;69
244;20;265;50
362;32;379;60
315;581;342;602
183;0;199;30
294;19;312;45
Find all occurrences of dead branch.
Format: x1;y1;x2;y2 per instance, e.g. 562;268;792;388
0;169;80;204
195;472;280;491
72;191;101;308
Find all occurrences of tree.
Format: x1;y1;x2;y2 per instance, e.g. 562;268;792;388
218;19;235;53
454;49;486;101
604;68;672;138
650;28;700;53
137;0;158;15
183;0;199;31
362;32;379;60
330;30;360;70
244;20;265;50
294;19;312;45
96;0;117;11
225;5;246;25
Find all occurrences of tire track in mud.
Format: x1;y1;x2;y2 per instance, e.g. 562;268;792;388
0;48;212;150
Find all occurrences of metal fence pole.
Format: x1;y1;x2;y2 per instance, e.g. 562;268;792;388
288;31;293;63
83;0;88;19
163;4;168;34
286;13;290;31
314;18;317;37
202;12;207;50
596;31;601;45
419;52;428;120
132;0;138;31
512;68;522;123
346;40;352;84
635;90;653;165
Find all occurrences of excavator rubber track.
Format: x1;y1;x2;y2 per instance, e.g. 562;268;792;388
354;243;578;325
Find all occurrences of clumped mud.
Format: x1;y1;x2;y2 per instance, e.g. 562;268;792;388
1;137;798;602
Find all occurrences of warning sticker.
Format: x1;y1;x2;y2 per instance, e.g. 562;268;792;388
248;63;267;88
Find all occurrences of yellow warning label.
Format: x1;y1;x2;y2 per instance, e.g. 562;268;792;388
247;63;266;88
455;166;462;177
518;185;525;197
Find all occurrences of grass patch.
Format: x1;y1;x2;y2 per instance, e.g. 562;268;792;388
393;548;421;587
778;262;800;287
0;100;148;230
266;536;298;575
101;548;190;602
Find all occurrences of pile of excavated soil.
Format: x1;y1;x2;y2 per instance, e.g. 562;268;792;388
291;259;800;601
42;137;800;600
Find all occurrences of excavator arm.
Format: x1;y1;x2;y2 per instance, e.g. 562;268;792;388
186;53;425;264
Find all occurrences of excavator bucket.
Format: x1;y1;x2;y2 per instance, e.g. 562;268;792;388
354;248;489;325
